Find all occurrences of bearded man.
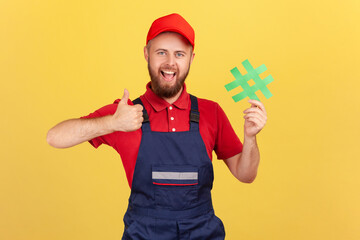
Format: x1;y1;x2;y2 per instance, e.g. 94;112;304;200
47;13;267;240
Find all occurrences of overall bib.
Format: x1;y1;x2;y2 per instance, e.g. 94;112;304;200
122;95;225;240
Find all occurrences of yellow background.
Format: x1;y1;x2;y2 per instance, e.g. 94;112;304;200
1;0;360;239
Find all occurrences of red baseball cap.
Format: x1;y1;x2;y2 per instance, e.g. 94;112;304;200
146;13;195;49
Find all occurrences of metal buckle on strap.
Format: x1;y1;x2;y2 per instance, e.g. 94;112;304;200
143;112;149;123
190;110;199;123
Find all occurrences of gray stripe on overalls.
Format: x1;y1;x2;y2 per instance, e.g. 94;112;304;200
152;172;198;180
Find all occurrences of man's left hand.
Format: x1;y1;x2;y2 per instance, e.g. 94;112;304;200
243;99;267;138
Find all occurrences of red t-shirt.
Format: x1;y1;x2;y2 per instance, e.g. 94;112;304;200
81;83;243;188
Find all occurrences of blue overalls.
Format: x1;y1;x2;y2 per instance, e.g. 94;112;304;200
122;95;225;240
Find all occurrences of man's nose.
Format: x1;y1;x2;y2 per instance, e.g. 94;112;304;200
166;54;176;66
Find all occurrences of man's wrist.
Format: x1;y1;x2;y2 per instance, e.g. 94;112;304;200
244;134;257;145
100;115;116;134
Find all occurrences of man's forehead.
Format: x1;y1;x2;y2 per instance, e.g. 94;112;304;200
147;32;192;50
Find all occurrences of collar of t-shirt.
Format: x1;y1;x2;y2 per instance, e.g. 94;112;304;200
139;82;191;132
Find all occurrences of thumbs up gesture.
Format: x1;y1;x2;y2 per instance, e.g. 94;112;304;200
110;89;144;132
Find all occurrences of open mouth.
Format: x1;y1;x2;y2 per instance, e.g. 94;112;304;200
161;70;176;82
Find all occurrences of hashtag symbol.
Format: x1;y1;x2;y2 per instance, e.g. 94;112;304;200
225;59;274;102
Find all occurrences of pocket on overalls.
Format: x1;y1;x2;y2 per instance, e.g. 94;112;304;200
152;165;199;209
123;220;140;239
123;213;152;240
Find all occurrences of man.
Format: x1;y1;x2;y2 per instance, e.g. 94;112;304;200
47;13;267;240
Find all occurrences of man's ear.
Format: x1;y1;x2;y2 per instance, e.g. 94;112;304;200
190;52;195;65
144;46;149;63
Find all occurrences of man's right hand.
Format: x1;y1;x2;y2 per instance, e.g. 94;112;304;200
47;89;144;148
110;89;144;132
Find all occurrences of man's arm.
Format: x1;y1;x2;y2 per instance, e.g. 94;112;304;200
223;99;267;183
46;89;143;148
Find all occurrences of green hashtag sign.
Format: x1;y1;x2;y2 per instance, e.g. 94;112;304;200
225;59;274;102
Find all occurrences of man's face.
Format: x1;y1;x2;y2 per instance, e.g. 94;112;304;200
144;32;195;98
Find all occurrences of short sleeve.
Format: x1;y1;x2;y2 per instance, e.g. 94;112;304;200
214;103;243;160
80;101;119;148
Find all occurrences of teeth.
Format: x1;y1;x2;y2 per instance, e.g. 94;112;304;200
163;71;175;74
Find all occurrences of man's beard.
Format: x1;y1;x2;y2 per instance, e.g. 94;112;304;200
147;60;190;98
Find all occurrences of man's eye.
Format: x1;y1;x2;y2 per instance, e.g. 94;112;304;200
176;53;184;57
158;52;165;55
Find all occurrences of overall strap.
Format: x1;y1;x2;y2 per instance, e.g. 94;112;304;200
132;97;151;132
189;94;200;132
